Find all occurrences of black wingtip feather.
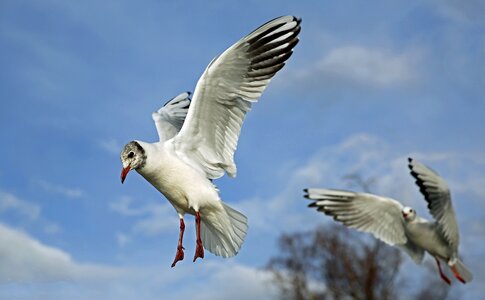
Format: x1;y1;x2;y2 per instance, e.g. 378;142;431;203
247;15;301;38
251;38;298;65
248;62;286;78
248;26;298;52
251;51;293;70
407;157;414;172
409;167;432;203
162;92;192;107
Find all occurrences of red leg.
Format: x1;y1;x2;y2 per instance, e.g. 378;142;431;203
171;218;185;268
193;211;204;262
435;257;451;285
450;264;466;284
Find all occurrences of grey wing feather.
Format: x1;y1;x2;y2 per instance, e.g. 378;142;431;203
408;157;459;252
174;16;301;179
304;188;407;246
152;92;191;142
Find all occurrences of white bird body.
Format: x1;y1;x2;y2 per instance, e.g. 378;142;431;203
135;140;241;258
120;16;301;266
134;141;219;214
304;158;472;284
404;217;453;260
404;218;451;260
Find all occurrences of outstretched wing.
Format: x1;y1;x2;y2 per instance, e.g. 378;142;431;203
304;188;407;246
173;16;301;179
408;157;459;252
152;92;191;142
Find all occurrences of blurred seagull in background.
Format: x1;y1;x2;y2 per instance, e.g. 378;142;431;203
304;157;472;285
120;16;301;267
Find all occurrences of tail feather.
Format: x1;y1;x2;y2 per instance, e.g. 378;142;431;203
452;258;473;283
200;202;248;258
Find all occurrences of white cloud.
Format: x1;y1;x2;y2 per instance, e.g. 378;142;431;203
131;204;174;236
43;223;62;235
0;192;41;220
109;196;148;216
437;0;485;25
0;222;123;283
110;196;175;241
36;180;84;199
116;232;131;247
0;258;278;300
99;138;123;156
294;46;421;88
109;196;146;216
0;190;64;236
237;134;392;233
171;262;278;300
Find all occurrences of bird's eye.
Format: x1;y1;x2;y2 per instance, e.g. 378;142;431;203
128;152;134;158
410;209;413;212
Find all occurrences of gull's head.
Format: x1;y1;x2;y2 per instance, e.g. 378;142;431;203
120;141;146;184
401;206;416;221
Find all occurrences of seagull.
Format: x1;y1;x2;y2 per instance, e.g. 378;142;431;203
304;157;472;285
120;16;301;267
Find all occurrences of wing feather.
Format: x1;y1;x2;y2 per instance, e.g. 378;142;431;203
173;16;301;179
152;92;190;142
304;188;407;246
408;157;459;251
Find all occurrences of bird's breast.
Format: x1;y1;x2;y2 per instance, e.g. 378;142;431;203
406;222;451;259
137;151;216;213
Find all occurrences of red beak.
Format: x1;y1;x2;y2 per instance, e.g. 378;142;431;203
121;165;131;184
402;212;408;218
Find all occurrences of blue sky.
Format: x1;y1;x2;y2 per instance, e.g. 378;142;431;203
1;0;484;299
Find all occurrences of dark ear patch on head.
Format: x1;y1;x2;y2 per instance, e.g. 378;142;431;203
127;141;147;169
133;141;145;155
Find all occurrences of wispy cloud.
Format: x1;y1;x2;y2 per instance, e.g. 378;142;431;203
43;223;62;235
110;196;174;244
110;196;144;216
437;0;485;26
116;232;131;247
36;180;85;199
0;192;41;220
98;138;123;156
292;46;421;89
170;262;277;300
110;196;153;217
239;134;386;233
0;252;276;300
0;190;63;235
131;204;174;236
